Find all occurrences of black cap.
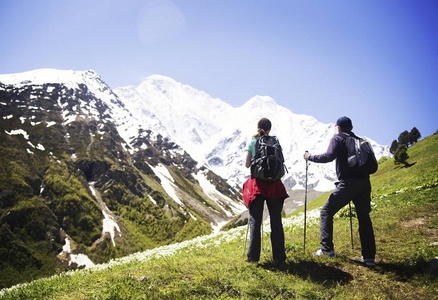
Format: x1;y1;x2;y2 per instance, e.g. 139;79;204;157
336;116;352;128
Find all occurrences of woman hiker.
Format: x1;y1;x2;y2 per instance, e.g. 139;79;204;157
243;117;289;263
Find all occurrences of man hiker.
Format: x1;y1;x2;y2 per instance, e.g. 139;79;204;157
303;116;376;266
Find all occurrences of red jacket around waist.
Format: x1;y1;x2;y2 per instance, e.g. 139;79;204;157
242;176;289;208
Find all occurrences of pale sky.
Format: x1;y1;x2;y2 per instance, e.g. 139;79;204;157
1;0;437;145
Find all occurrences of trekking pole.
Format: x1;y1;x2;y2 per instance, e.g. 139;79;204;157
304;152;309;254
349;202;354;250
243;219;250;256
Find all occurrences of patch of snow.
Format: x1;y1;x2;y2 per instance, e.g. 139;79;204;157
5;129;29;139
193;170;246;217
188;212;197;221
102;205;122;247
59;237;71;255
149;163;184;207
59;237;95;269
89;182;97;197
212;220;228;235
70;254;95;269
148;195;157;205
89;183;122;247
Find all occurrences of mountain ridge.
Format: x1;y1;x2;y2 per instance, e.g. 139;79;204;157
113;73;390;191
0;69;245;288
0;68;391;192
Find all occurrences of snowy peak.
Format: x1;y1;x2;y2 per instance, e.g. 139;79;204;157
0;69;117;107
242;95;278;109
0;69;98;87
0;69;109;113
136;74;232;113
142;74;179;87
113;72;391;191
114;75;235;162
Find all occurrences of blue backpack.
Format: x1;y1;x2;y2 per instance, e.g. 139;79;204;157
340;132;378;176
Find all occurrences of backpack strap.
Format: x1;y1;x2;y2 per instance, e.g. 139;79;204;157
254;137;260;154
338;131;357;139
255;134;270;153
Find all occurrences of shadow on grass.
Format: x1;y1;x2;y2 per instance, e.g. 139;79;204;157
400;162;417;168
348;257;430;281
259;259;353;286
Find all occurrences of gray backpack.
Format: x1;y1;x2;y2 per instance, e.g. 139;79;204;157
340;132;378;175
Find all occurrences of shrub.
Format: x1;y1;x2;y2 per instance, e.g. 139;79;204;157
394;145;409;165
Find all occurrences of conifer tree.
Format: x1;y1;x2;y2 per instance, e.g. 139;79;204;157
390;140;399;154
408;127;421;145
398;130;409;146
394;145;409;165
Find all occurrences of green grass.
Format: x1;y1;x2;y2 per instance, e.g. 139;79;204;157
370;134;438;197
1;134;437;299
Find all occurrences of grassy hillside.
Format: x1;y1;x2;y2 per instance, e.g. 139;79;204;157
1;82;243;289
1;134;437;299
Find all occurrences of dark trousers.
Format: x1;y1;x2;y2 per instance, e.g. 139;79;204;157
320;177;376;259
247;196;286;262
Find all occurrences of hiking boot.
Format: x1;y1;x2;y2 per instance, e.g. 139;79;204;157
245;259;259;263
362;257;375;266
312;249;335;258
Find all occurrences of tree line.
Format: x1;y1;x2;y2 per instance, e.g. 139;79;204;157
389;127;421;165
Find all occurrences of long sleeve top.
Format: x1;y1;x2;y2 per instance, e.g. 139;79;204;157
308;132;366;180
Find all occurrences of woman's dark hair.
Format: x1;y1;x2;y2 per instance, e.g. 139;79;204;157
253;118;272;138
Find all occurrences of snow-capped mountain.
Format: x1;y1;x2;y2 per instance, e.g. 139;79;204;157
0;67;390;194
0;67;246;220
5;68;389;192
0;69;248;285
114;75;390;192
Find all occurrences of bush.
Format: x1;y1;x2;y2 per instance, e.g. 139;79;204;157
394;145;409;165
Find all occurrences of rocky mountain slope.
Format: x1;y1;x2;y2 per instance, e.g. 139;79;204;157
0;69;244;288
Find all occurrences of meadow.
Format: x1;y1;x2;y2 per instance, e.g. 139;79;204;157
1;134;437;299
